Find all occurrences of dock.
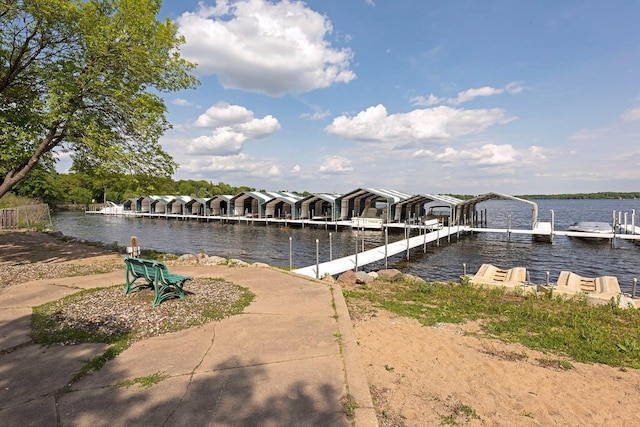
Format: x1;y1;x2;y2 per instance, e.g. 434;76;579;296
293;225;466;278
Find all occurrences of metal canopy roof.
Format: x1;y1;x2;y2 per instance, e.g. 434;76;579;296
457;192;539;226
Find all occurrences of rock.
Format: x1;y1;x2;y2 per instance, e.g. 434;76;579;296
337;270;358;287
177;254;198;264
403;273;426;284
367;271;379;280
251;262;270;268
229;258;249;266
321;274;335;283
200;255;227;265
378;269;403;282
355;271;374;284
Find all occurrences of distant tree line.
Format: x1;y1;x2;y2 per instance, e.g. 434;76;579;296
4;164;638;207
6;164;259;207
516;192;640;200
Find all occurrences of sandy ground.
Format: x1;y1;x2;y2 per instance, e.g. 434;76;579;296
2;230;640;426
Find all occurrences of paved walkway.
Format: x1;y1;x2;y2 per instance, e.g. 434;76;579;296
0;264;378;426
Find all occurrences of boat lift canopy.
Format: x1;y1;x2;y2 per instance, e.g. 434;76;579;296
455;192;539;228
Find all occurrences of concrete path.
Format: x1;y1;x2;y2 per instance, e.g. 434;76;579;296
0;265;377;426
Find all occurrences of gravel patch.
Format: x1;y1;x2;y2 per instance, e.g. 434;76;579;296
0;260;122;289
34;278;252;344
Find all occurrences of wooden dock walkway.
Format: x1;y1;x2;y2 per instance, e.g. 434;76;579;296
293;225;467;278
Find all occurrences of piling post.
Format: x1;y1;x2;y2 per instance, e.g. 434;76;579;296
329;232;333;261
423;223;427;253
437;226;440;247
289;237;293;270
355;228;358;272
546;271;550;287
507;215;512;242
463;262;466;277
632;278;637;299
315;239;320;279
406;223;410;261
624;212;628;234
384;227;389;269
550;210;555;243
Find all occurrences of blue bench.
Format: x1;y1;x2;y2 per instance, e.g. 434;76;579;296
124;256;192;306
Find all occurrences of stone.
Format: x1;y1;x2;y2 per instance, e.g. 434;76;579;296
337;270;358;287
200;255;227;265
377;269;403;282
403;273;426;284
355;271;373;284
367;271;379;280
251;262;270;268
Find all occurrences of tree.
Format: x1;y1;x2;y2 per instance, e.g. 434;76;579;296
0;0;198;199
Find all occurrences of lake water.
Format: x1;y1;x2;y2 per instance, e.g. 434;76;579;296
52;199;640;294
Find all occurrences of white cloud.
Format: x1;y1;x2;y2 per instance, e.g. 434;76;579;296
325;104;515;144
413;144;547;167
410;94;442;106
300;110;331;121
172;98;196;107
291;165;301;173
188;102;280;155
194;102;254;128
180;153;283;179
177;0;356;96
621;107;640;121
447;82;524;105
318;156;353;173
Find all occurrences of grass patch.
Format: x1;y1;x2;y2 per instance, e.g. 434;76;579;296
440;401;481;426
344;279;640;369
115;372;169;389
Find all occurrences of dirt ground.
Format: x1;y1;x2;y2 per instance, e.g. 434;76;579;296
2;230;640;426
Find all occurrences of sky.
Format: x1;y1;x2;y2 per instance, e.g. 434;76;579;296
76;0;640;195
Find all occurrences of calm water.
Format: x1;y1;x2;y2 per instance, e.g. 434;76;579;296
52;199;640;293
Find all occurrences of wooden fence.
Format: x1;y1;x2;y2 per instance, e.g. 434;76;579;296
0;205;51;230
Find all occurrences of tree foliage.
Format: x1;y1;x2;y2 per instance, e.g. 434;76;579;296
0;0;198;199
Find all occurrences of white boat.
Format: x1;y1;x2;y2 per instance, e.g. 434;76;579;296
566;221;612;239
99;201;124;215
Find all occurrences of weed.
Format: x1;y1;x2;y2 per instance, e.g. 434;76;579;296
340;394;359;419
384;364;394;372
538;358;574;370
440;401;480;426
115;372;168;389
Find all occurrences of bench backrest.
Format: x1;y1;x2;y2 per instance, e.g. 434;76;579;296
124;256;171;278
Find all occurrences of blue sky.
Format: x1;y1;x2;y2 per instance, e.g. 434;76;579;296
109;1;640;195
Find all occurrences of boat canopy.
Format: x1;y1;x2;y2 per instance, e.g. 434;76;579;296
455;192;539;228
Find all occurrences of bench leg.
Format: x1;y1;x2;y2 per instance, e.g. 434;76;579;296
152;278;190;307
125;271;153;295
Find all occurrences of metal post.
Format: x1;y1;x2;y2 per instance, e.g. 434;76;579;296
437;226;440;247
507;214;512;242
406;223;410;261
355;228;358;272
624;212;628;234
329;232;333;261
423;223;427;253
289;237;293;270
633;278;637;299
550;210;555;243
384;227;388;269
463;262;467;277
315;239;320;279
546;271;550;287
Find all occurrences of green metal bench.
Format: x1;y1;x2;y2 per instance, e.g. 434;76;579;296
124;256;192;306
